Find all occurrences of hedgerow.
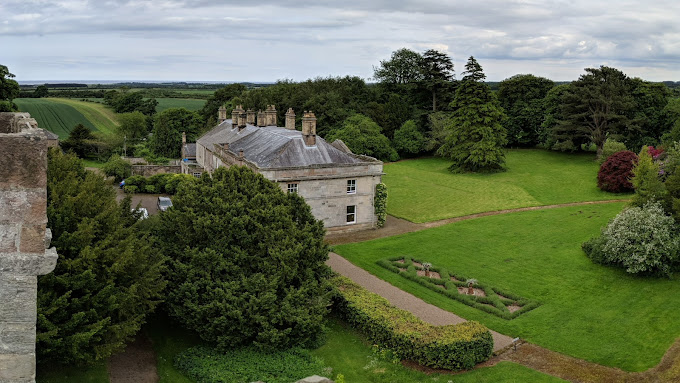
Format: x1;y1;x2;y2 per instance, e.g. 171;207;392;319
377;257;539;319
331;274;493;370
174;345;328;383
123;173;196;194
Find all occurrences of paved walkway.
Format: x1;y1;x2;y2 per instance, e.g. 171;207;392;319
327;252;514;352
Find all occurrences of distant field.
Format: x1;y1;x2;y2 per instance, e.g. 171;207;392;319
155;98;206;112
14;98;98;139
48;98;119;135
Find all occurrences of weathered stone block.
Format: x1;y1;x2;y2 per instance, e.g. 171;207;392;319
0;275;37;323
0;353;35;382
0;190;46;225
0;225;18;253
0;323;36;354
0;136;47;189
20;225;46;254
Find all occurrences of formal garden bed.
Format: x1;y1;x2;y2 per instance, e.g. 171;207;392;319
378;256;540;319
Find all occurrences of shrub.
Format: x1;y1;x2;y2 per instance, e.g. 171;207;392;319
374;183;388;228
331;275;493;370
582;202;680;276
599;139;627;164
158;166;331;350
102;155;132;182
393;120;427;156
631;146;667;207
123;185;138;194
326;114;399;162
164;173;197;194
597;150;637;192
174;345;328;383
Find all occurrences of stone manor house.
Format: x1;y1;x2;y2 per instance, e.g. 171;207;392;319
181;105;384;232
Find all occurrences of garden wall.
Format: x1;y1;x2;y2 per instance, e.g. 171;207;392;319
131;164;181;176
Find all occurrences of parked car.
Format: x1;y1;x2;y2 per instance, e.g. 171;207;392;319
132;207;149;220
157;197;173;212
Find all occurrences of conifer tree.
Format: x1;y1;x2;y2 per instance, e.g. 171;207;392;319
437;57;507;173
631;146;667;208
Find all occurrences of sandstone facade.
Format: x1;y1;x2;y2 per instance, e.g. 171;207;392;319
0;113;58;383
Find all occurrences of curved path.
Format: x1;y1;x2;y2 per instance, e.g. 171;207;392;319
324;199;680;382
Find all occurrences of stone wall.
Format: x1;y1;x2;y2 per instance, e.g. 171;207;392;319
0;113;58;383
131;165;181;176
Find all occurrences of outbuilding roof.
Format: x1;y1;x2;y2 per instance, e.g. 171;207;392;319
197;120;377;169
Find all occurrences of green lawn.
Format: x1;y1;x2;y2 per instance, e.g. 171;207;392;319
155;98;206;113
313;318;565;383
334;203;680;372
15;98;98;139
384;150;627;223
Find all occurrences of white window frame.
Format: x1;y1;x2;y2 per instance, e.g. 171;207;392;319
346;205;357;224
287;183;299;193
192;172;202;178
347;179;356;194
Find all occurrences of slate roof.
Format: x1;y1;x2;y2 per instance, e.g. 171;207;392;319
197;120;375;169
183;143;196;157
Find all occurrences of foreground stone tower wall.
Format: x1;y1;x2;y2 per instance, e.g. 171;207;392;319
0;113;58;383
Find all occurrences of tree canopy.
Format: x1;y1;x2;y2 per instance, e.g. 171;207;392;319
38;150;165;365
0;64;20;111
326;114;399;162
156;166;331;350
438;57;507;173
497;74;554;146
151;107;201;158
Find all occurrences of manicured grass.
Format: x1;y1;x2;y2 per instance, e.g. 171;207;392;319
312;318;564;382
36;362;108;383
384;150;627;223
15;98;98;139
81;159;107;169
48;98;119;135
334;203;680;372
155;98;206;113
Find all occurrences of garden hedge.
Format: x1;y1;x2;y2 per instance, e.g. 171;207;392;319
331;274;493;370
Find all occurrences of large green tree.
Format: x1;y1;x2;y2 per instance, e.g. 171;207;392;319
373;48;424;85
151;108;201;158
116;111;148;142
326;114;399;162
497;74;554;146
437;57;507;173
420;49;455;112
553;66;637;157
38;150;165;365
199;83;247;127
0;64;20;111
157;166;331;350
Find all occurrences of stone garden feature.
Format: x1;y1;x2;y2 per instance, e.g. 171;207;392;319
0;113;58;383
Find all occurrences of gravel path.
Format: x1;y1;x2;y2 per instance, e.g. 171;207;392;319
107;333;159;383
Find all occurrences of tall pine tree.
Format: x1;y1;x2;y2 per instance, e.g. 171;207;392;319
437;56;507;173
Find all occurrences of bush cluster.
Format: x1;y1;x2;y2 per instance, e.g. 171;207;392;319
102;155;132;182
377;257;539;319
583;202;680;276
374;183;388;228
174;345;328;383
123;173;196;194
597;150;637;193
331;274;493;370
599;138;627;164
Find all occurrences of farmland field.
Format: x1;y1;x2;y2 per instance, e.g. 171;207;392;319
334;202;680;371
48;98;119;135
384;149;627;223
155;98;206;112
14;98;98;139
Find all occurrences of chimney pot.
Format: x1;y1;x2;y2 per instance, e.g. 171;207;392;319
285;108;296;130
302;111;317;146
218;105;227;123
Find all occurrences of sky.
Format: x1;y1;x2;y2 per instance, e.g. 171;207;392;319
2;0;680;82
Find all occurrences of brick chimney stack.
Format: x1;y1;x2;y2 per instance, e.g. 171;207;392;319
285;108;296;130
218;105;227;123
265;105;277;126
302;111;317;146
238;110;247;130
231;105;243;129
246;109;256;125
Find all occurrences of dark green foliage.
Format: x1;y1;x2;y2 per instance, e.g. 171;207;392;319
174;346;327;383
151;108;201;158
331;275;493;370
392;120;427;156
107;91;158;116
437;57;507;173
37;150;166;365
199;83;247;128
373;48;424;85
326;114;399;162
0;64;20;108
60;124;96;158
158;166;331;350
552;66;637;157
116;111;148;141
421;49;455;111
497;74;554;146
102;155;131;182
374;183;388;228
34;85;49;98
541;84;571;148
626;80;672;149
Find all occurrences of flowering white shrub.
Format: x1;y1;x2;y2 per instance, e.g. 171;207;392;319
585;202;679;276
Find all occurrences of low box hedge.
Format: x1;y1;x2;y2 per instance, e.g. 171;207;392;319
330;274;493;370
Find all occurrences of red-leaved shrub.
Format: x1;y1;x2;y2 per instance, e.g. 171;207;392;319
598;150;638;193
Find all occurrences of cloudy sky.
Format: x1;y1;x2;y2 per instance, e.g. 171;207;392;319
2;0;680;82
